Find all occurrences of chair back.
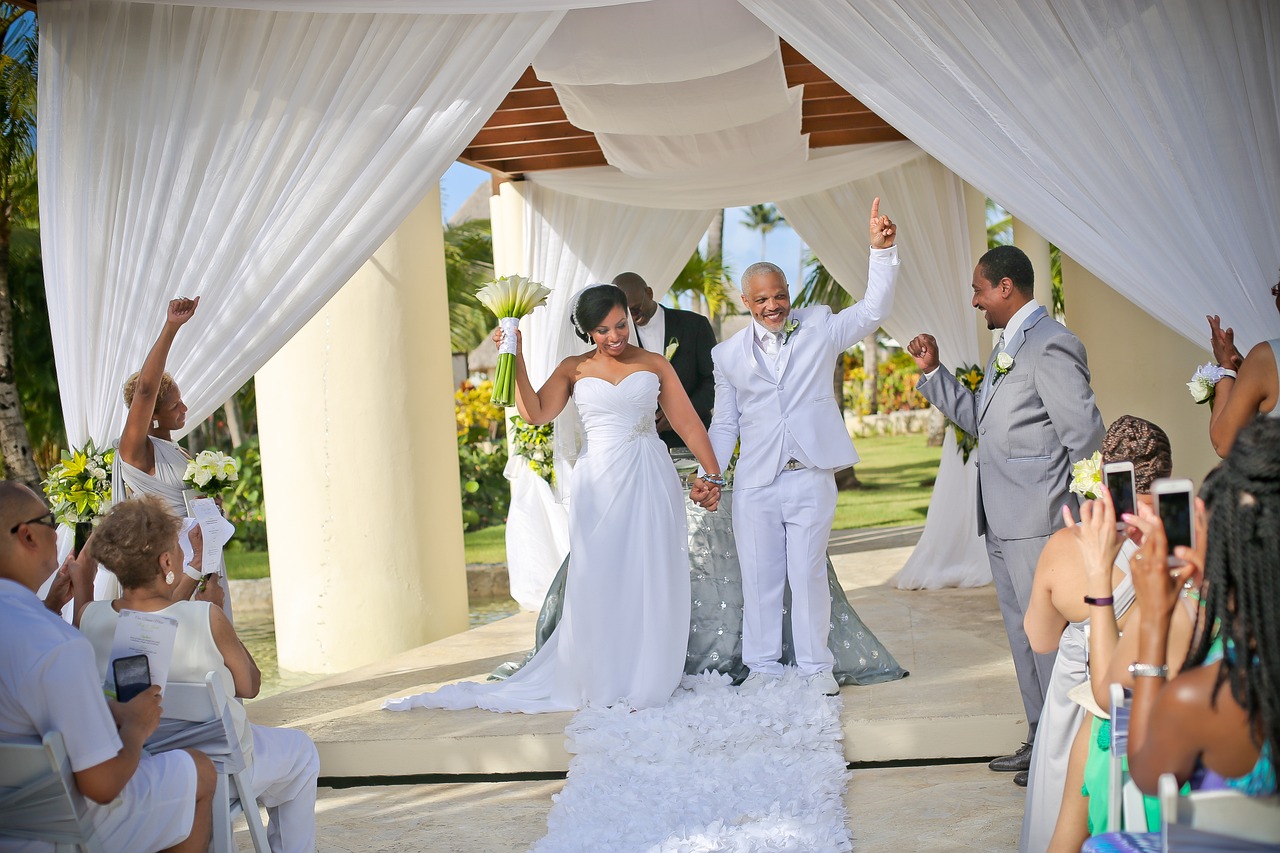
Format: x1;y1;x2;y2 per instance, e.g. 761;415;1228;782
1159;772;1280;850
1109;683;1153;832
0;731;102;852
147;673;247;775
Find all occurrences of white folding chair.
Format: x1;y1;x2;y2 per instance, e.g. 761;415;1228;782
0;731;103;852
1110;682;1155;832
1159;772;1280;851
146;671;270;853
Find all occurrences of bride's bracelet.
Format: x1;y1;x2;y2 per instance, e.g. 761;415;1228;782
701;473;726;488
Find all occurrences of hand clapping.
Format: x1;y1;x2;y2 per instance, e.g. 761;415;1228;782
1206;315;1243;370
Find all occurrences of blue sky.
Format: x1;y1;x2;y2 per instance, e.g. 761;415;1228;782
440;161;809;298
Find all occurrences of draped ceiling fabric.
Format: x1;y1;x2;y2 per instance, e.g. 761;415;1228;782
39;0;564;446
742;0;1280;350
777;154;990;588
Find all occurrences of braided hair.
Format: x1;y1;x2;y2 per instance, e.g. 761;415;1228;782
1102;415;1172;493
1186;416;1280;760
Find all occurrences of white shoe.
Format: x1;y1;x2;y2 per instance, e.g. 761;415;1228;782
805;670;840;696
738;672;778;694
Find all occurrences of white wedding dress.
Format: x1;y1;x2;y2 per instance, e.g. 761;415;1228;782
386;370;690;713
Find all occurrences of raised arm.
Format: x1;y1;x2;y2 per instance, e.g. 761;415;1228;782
1208;340;1278;457
828;198;900;351
119;298;199;470
491;327;574;426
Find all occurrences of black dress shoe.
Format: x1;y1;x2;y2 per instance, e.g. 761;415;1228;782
1013;770;1029;787
988;742;1033;772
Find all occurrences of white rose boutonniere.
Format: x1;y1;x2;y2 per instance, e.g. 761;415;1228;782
994;352;1014;376
664;338;679;361
782;318;800;345
1069;451;1103;501
1186;362;1228;405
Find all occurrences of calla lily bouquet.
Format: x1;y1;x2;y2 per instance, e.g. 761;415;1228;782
475;275;552;407
1069;451;1104;501
42;441;114;526
183;449;241;497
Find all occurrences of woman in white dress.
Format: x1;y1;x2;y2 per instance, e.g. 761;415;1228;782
387;285;725;714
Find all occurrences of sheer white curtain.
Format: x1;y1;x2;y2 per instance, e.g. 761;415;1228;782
742;0;1280;349
110;0;642;10
778;154;990;588
504;183;713;609
39;0;562;446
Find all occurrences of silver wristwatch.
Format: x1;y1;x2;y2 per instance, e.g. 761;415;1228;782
1128;662;1169;679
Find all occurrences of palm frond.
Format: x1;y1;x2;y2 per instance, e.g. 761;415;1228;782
795;251;853;311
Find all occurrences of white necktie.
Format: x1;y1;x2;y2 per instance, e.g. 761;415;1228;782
763;331;781;356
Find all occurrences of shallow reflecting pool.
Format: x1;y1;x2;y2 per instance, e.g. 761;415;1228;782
240;598;522;700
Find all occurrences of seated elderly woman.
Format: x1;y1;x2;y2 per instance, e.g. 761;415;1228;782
1084;416;1280;851
77;496;320;853
1019;415;1172;852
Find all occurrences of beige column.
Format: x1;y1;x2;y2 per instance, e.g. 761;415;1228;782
1062;255;1218;484
1011;217;1055;315
255;187;469;674
489;180;527;278
962;182;995;362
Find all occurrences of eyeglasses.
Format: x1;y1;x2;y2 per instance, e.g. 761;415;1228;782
10;512;56;535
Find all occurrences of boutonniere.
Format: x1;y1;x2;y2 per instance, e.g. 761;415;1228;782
782;318;800;345
664;338;679;361
993;352;1014;376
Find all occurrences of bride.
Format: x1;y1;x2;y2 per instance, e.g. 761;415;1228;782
386;284;724;714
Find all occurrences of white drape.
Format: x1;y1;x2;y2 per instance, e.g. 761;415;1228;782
741;0;1280;349
107;0;644;11
778;154;989;588
39;0;562;446
504;183;713;609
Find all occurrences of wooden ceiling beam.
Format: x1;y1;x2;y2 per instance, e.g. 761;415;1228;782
478;150;610;176
802;112;897;134
801;97;876;118
491;86;562;112
808;127;908;148
468;120;598;148
463;136;603;163
481;105;572;128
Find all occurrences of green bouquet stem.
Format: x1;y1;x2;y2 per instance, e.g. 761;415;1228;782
492;351;515;407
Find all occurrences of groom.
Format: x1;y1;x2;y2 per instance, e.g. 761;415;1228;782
700;199;899;695
906;245;1103;782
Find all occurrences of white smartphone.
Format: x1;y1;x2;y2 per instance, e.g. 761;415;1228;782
1103;461;1136;530
1152;477;1195;567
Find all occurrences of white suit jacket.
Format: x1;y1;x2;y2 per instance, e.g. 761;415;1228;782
708;247;899;490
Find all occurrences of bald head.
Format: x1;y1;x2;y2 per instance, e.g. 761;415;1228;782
0;480;58;591
612;271;658;327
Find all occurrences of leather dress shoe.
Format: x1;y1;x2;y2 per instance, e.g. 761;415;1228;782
1013;770;1029;787
988;742;1033;772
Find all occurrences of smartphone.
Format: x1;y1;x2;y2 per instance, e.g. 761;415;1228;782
1103;461;1136;529
112;654;152;703
1153;477;1195;567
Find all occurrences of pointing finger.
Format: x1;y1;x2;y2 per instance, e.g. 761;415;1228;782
870;197;880;222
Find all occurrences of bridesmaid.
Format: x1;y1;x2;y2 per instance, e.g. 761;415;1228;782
110;297;226;613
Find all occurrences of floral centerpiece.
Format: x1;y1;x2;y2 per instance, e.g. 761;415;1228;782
42;441;114;526
948;364;984;463
475;274;552;407
510;415;555;487
183;449;241;496
1069;451;1104;501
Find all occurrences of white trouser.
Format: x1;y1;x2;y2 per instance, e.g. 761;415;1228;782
250;725;320;853
732;466;837;676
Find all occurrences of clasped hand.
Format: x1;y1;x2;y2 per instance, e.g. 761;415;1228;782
690;478;721;512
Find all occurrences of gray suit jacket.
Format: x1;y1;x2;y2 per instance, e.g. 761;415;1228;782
918;307;1104;540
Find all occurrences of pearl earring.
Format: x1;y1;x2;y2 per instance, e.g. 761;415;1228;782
165;570;175;585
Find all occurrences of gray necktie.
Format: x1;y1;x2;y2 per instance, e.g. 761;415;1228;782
978;333;1006;410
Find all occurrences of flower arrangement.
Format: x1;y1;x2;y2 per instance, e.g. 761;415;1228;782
475;274;552;407
948;364;984;463
782;318;800;345
1069;451;1104;500
1186;363;1229;405
994;351;1014;376
183;449;241;496
510;415;555;487
42;441;114;526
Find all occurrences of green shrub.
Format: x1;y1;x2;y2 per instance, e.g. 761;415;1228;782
456;379;510;531
222;438;268;551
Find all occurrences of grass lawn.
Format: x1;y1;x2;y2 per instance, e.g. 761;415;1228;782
462;432;943;565
224;550;271;581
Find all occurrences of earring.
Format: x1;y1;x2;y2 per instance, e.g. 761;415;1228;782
165;570;175;585
152;419;160;429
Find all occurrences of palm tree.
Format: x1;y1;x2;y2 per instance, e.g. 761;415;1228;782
667;249;734;336
0;8;39;488
741;203;786;257
443;218;496;355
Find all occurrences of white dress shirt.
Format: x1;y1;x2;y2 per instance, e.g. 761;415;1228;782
752;316;814;471
633;303;667;353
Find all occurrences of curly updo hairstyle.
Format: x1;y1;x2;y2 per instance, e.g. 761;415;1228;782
122;370;176;412
91;495;182;589
1101;415;1173;494
1186;416;1280;763
571;284;628;343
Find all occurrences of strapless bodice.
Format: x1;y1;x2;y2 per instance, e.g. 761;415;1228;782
573;371;661;449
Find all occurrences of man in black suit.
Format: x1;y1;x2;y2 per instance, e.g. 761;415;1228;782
613;272;717;448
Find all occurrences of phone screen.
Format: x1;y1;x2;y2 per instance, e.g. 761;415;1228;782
1106;469;1136;519
113;654;151;703
1157;489;1194;551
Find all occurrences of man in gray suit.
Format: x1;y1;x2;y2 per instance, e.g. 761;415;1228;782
906;245;1103;784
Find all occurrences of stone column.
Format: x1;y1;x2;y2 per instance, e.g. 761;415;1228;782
1061;255;1218;483
1011;217;1055;315
255;187;469;674
489;180;527;278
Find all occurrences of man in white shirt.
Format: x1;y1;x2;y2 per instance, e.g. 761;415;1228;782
0;481;215;852
906;245;1104;783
